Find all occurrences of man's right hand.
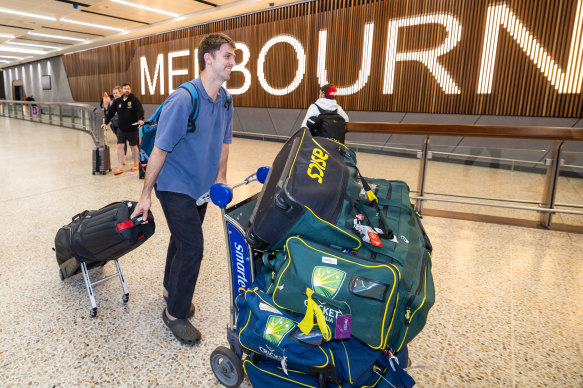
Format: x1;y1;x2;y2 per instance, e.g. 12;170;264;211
101;123;107;129
131;195;151;222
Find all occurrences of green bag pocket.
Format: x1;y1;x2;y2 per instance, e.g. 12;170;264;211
272;237;400;349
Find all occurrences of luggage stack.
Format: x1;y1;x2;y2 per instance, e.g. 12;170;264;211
239;128;434;387
54;201;155;317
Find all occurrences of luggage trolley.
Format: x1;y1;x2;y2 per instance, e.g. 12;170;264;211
195;167;270;388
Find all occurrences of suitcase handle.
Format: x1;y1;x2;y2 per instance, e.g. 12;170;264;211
72;210;90;222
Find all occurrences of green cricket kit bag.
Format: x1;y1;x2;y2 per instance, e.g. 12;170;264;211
246;128;364;251
266;216;433;353
236;288;415;388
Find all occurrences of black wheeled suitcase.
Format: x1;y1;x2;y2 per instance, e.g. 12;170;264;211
92;145;111;175
246;128;360;251
54;201;155;279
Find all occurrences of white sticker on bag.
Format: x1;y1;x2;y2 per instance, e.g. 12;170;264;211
322;256;337;265
259;302;280;314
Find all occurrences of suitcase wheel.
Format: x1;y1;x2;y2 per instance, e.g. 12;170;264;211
92;172;95;175
210;346;244;388
90;308;97;318
58;269;64;281
123;293;129;303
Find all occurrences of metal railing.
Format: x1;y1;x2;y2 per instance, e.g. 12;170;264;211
0;100;104;146
346;122;583;231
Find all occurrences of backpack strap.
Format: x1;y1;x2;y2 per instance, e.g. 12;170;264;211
222;86;233;109
178;81;200;133
315;104;337;114
178;83;232;133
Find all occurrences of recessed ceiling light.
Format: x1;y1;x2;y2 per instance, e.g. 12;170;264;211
0;60;10;63
28;32;87;42
6;41;60;50
110;0;179;18
0;45;46;54
0;8;56;21
0;55;23;59
0;33;15;39
60;18;124;32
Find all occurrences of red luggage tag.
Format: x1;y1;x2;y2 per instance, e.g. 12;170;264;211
116;220;134;231
368;231;383;247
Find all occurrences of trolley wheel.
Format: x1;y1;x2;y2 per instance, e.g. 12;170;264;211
90;308;97;318
58;269;65;281
210;346;244;388
122;293;129;303
92;172;95;175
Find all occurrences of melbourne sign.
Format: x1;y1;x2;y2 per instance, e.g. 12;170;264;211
133;0;583;115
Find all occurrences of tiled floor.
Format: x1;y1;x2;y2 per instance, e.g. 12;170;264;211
0;117;582;387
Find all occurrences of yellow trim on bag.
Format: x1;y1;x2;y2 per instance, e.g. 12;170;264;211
396;264;428;352
288;129;307;179
243;360;319;388
303;206;361;249
274;237;399;349
340;340;353;384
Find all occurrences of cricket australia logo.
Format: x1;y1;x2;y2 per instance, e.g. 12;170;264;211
312;266;346;299
263;316;295;346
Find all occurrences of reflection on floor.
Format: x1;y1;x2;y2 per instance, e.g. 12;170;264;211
0;117;581;387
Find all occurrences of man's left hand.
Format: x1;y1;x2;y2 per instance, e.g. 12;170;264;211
138;120;144;126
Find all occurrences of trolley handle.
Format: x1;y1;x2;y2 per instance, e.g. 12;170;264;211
196;166;270;208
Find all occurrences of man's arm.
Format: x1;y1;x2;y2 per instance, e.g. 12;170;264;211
215;143;229;184
136;97;145;126
301;104;318;128
338;106;349;122
103;100;116;125
130;146;168;220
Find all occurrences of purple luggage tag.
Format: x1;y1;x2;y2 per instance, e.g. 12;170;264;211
335;314;352;339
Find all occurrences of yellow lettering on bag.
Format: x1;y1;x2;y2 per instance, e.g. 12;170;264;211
306;147;328;184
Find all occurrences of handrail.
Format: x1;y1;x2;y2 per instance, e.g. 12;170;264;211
347;122;583;141
0;99;104;146
346;121;583;233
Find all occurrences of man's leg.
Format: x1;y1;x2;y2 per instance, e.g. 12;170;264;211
157;190;207;319
117;143;125;169
128;131;140;171
130;145;140;170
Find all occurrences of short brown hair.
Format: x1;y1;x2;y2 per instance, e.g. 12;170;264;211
198;33;235;72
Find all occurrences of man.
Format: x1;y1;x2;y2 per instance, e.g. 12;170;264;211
102;83;144;175
131;33;235;345
301;84;349;142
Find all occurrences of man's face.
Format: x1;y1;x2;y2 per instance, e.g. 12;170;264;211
113;89;121;99
206;43;235;82
122;85;131;97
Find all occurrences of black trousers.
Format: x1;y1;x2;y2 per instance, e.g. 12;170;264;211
156;189;207;319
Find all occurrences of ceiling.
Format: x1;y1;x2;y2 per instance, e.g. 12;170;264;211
0;0;300;68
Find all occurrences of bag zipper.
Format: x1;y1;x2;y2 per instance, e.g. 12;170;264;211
404;250;429;326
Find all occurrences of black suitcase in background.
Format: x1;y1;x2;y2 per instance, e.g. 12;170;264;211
92;145;111;175
54;201;155;279
246;128;355;250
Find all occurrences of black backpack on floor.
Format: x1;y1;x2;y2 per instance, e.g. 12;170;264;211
307;104;347;143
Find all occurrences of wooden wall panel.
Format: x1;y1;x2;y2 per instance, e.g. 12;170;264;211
62;0;583;117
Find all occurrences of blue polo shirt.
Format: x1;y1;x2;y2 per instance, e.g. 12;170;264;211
154;78;233;200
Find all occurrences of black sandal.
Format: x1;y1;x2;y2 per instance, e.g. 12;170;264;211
162;309;201;345
163;295;195;318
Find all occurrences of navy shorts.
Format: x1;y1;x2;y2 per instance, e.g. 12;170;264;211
117;130;139;146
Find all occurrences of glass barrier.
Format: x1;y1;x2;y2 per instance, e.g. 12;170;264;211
0;100;104;146
346;123;583;231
